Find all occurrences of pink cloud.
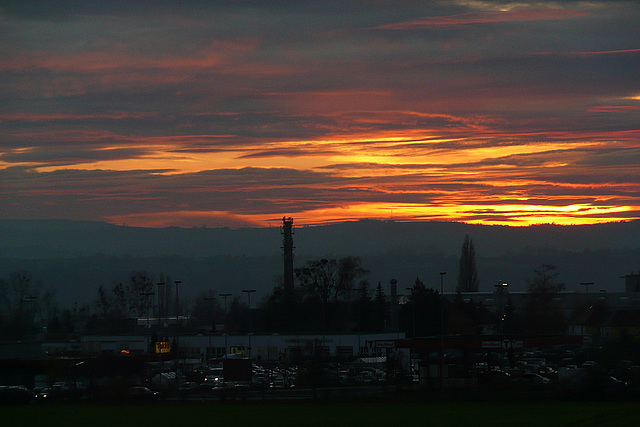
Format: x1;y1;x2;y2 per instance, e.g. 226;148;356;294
375;9;589;30
0;38;287;76
587;105;640;113
532;48;640;57
0;112;157;122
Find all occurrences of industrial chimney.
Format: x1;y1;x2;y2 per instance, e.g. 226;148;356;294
281;217;295;294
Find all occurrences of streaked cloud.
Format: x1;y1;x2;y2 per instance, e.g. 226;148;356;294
0;1;638;227
373;8;589;30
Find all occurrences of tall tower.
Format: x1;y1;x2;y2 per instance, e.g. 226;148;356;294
281;217;295;294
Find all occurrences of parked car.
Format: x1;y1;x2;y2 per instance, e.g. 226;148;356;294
35;387;52;399
127;386;160;401
201;368;224;389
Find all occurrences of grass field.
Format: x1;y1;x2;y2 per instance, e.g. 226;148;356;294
3;400;640;426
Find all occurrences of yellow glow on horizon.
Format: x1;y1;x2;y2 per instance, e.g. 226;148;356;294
5;131;637;228
98;198;638;229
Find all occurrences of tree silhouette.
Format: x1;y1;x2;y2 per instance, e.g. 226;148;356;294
336;256;369;301
373;282;388;332
295;258;338;304
0;270;53;339
356;282;372;333
457;235;480;292
126;271;155;318
402;277;441;337
294;257;370;334
523;264;566;334
189;291;221;332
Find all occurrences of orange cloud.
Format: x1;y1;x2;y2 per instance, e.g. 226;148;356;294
106;210;265;228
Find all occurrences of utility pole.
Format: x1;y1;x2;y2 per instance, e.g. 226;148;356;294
174;280;182;378
141;292;155;354
580;282;593;295
439;271;446;396
141;292;155;328
219;293;231;335
242;289;256;357
204;292;216;333
157;282;165;323
219;293;231;313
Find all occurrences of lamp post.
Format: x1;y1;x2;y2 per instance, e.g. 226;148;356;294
141;292;155;355
242;289;256;311
22;296;38;337
242;289;256;357
174;280;182;376
580;282;594;296
219;293;231;335
439;271;446;395
219;293;231;313
155;282;166;388
355;286;367;355
141;292;155;328
157;282;165;324
174;280;182;326
495;282;508;333
204;292;216;333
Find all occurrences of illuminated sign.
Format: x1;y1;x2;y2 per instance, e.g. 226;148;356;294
230;346;245;355
155;341;171;354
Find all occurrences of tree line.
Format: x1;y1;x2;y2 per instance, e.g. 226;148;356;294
0;235;570;340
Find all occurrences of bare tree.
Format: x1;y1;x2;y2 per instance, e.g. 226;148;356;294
336;256;369;301
0;270;54;339
94;271;155;319
295;258;339;303
523;264;566;334
126;271;155;317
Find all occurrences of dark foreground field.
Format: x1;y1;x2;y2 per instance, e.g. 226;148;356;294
3;400;640;426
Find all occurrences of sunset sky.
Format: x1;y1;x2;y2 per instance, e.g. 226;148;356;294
1;1;639;228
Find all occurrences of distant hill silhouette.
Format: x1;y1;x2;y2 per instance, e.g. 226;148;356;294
1;219;639;307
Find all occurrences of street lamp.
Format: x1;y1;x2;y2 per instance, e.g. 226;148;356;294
219;293;231;313
204;292;216;333
580;282;594;295
439;271;446;395
242;289;256;310
141;292;155;354
22;296;38;336
174;280;182;326
157;282;165;323
141;292;155;328
174;280;182;376
355;286;367;354
219;293;231;335
156;282;166;383
242;289;256;357
494;282;509;334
